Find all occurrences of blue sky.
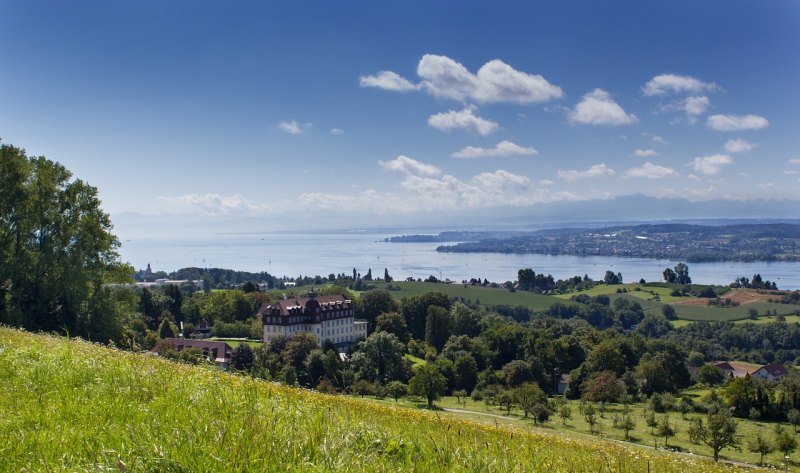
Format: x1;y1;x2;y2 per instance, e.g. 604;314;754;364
2;1;799;230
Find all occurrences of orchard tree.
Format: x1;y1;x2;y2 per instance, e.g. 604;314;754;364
581;371;626;403
694;410;739;462
775;425;797;460
514;383;547;419
409;364;447;407
385;381;408;401
657;415;677;447
748;433;774;465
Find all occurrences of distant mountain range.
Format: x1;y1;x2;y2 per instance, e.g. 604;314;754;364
111;194;800;237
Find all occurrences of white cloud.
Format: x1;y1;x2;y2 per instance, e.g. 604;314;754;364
691;154;733;175
634;149;658;157
158;193;272;215
688;174;701;181
428;107;499;136
724;138;756;153
622;162;679;179
358;70;419;92
659;96;712;118
568;89;638;125
651;135;668;145
360;55;563;104
539;179;554;186
789;158;800;165
682;96;711;116
557;163;616;182
759;182;778;191
399;169;570;209
452;140;537;159
784;170;798;175
642;74;719;96
277;120;304;135
379;155;441;177
416;54;564;104
329;128;345;136
707;114;769;131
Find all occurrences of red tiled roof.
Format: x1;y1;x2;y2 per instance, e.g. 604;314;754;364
758;363;789;377
257;294;351;317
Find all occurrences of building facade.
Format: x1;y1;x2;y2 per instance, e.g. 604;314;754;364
259;293;367;348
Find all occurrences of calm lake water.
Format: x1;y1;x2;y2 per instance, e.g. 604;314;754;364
118;232;800;290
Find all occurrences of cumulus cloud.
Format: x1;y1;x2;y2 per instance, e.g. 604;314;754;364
789;158;800;165
400;169;562;209
557;163;616;182
634;149;658;157
277;120;304;135
379;155;441;177
428;107;499;136
452;140;538;159
329;128;345;136
784;170;798;175
642;74;719;96
681;96;711;116
622;162;679;179
568;89;638;125
158;193;272;215
659;96;711;118
724;138;756;153
651;135;668;145
691;154;733;175
360;54;563;104
358;70;419;92
688;174;701;181
707;114;769;131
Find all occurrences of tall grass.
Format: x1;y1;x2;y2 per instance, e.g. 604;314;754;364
0;327;750;472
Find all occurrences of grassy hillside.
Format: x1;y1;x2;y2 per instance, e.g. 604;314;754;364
0;327;749;472
369;281;571;311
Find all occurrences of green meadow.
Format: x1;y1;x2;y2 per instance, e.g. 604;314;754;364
0;327;749;472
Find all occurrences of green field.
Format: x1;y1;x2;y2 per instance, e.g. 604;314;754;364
369;281;569;311
207;337;262;348
0;327;748;472
270;280;800;326
673;302;800;322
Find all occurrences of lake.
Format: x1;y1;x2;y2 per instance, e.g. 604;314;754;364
118;232;800;290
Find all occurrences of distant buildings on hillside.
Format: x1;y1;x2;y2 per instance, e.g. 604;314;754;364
714;361;789;382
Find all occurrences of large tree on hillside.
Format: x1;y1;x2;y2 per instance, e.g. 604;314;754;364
350;331;406;383
0;143;127;338
401;292;451;340
409;364;447;407
355;289;398;332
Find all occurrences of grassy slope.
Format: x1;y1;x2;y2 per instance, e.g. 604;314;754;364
0;328;746;473
370;281;566;311
374;395;795;469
